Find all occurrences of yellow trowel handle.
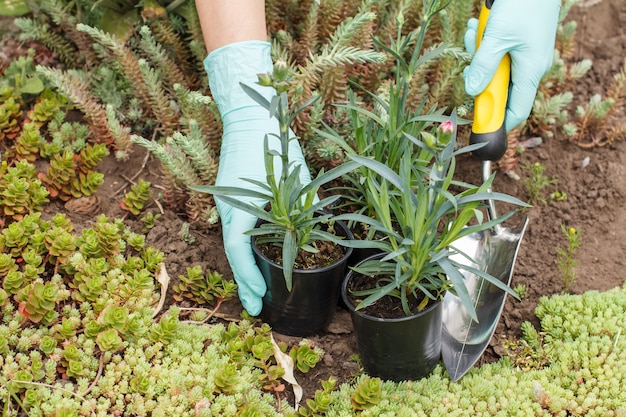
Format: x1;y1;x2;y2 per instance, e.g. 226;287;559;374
470;0;511;161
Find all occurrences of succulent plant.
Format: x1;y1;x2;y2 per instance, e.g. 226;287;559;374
0;252;16;276
2;269;23;295
77;143;109;173
22;248;44;275
69;170;105;199
124;230;145;251
213;363;240;395
55;409;78;417
84;321;103;339
50;316;79;340
289;342;323;373
173;266;236;307
148;307;179;345
139;211;161;232
61;344;83;376
0;96;22;142
38;143;107;201
44;226;77;265
10;369;34;391
1;221;29;258
26;96;63;127
65;359;84;377
129;374;151;394
0;288;8;306
74;229;101;260
38;335;57;355
68;255;108;303
139;246;165;272
38;149;74;196
92;214;124;259
96;328;124;352
49;212;73;231
120;178;152;216
17;281;59;324
14;122;44;162
99;305;130;332
350;377;382;411
295;377;336;417
22;388;42;409
0;160;50;221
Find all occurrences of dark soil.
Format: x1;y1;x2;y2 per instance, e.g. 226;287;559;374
344;267;431;319
20;0;626;404
254;224;347;270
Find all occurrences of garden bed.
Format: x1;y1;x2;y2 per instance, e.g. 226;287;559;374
72;0;626;397
1;0;625;414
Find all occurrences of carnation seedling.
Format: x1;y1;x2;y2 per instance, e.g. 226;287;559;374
192;66;359;291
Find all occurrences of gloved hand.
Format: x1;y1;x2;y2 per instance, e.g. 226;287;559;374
463;0;561;131
204;40;312;316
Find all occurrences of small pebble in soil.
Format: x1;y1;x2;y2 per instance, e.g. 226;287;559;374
341;361;361;374
582;156;591;168
323;354;334;367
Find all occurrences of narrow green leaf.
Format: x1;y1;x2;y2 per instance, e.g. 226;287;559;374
245;224;289;236
451;258;520;300
339;239;390;250
291;95;320;122
332;213;401;240
438;257;477;322
239;178;273;194
190;185;271;201
205;195;273;223
301;160;360;195
411;42;450;72
354;281;398;310
313;124;356;155
335;103;386;126
348;156;403;190
282;230;297;291
239;82;271;110
297;196;339;221
380;246;409;261
269;95;280;119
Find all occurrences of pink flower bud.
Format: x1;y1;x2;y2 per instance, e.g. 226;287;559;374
436;120;454;145
439;120;454;134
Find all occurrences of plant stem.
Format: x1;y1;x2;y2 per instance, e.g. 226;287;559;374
9;380;92;412
81;352;105;396
279;91;291;184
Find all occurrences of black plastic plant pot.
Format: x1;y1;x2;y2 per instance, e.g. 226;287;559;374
252;218;354;337
341;253;443;381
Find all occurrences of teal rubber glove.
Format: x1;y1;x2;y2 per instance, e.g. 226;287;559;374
463;0;561;131
204;40;312;316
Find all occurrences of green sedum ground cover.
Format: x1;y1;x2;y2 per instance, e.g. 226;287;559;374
323;286;626;416
2;279;625;416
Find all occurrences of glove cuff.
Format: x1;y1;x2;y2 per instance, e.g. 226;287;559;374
204;40;276;117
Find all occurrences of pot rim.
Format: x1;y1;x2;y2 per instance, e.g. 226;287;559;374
341;252;443;323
